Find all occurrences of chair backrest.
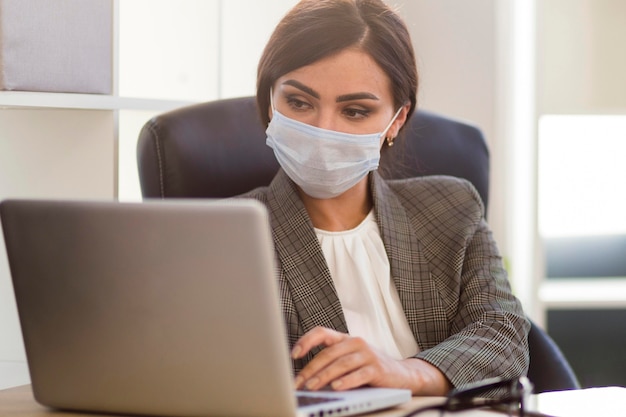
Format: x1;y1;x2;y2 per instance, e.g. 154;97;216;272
527;321;581;393
136;95;579;393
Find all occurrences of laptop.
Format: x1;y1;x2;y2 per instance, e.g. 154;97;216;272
1;198;411;417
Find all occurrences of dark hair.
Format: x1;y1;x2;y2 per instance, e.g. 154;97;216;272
256;0;418;127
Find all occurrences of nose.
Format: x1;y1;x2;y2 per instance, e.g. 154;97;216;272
315;109;338;132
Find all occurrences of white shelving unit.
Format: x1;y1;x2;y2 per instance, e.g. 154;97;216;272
0;91;192;111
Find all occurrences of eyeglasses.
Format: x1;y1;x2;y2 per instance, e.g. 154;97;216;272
402;376;533;417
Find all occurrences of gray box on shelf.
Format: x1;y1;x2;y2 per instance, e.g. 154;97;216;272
0;0;112;94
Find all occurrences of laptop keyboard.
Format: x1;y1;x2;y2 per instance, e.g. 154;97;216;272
297;393;342;407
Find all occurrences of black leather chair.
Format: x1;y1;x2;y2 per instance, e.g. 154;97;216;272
137;95;580;394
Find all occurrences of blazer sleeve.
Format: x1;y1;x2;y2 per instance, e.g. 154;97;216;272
411;180;530;388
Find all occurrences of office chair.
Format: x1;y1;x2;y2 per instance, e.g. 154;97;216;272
137;95;580;394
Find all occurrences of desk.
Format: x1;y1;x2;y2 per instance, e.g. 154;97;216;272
0;385;501;417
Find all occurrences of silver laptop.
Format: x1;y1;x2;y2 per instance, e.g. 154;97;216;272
1;199;410;417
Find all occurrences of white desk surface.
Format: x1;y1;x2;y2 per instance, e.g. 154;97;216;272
526;386;626;417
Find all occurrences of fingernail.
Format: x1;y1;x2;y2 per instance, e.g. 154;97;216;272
305;377;319;390
294;375;304;388
331;379;343;389
291;345;302;359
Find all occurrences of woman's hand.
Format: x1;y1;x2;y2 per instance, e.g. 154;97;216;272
292;326;452;396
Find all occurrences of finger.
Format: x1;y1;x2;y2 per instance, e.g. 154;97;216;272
293;328;350;390
303;348;368;391
291;327;347;359
298;337;371;390
329;363;377;391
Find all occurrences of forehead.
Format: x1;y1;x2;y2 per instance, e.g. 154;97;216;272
278;48;393;100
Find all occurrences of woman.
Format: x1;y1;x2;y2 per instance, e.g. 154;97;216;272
243;0;529;396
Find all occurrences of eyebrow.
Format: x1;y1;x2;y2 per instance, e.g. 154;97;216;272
281;79;380;103
282;80;319;99
336;92;379;102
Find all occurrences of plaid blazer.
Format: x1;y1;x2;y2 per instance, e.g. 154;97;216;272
241;169;530;389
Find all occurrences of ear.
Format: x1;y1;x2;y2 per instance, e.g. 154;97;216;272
389;102;411;138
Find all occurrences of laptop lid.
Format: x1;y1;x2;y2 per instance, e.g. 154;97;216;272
1;199;410;417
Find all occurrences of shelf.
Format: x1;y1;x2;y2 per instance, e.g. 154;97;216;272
0;91;195;112
539;109;626;117
540;278;626;309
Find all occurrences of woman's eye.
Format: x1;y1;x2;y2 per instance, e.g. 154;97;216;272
343;108;370;119
286;97;312;111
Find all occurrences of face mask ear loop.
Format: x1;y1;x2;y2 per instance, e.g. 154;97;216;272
269;88;276;113
381;106;404;139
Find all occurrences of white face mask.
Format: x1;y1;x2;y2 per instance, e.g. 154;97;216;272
265;94;402;199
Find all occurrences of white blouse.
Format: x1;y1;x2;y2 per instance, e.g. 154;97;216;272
314;211;419;360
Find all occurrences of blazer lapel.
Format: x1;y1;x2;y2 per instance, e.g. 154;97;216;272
265;170;349;336
370;172;444;351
